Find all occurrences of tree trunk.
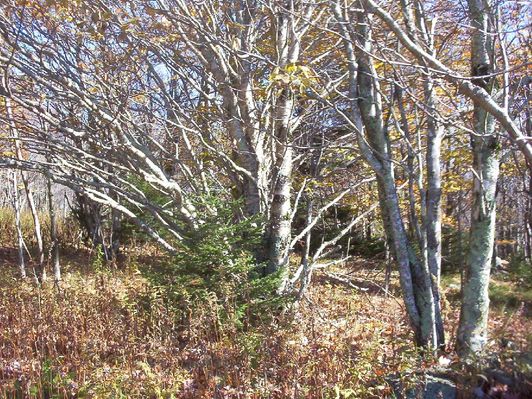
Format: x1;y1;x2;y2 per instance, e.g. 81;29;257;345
296;130;324;297
12;171;27;279
333;0;439;348
25;182;45;281
457;130;499;358
264;7;301;278
399;0;446;347
379;172;437;347
457;0;500;359
6;97;45;281
297;197;314;298
265;89;294;277
424;81;445;348
111;206;121;259
47;175;61;282
525;173;532;260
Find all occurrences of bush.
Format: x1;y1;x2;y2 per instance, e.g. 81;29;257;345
441;224;469;274
507;252;532;288
143;195;283;332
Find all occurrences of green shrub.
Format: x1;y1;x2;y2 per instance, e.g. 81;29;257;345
507;252;532;288
441;224;469;274
143;195;283;332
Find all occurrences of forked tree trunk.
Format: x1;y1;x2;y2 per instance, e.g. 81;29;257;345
357;33;437;348
264;7;301;279
332;1;440;348
378;172;437;347
457;0;500;359
399;0;446;348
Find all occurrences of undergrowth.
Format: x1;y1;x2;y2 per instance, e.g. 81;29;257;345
0;200;530;398
0;260;418;398
1;258;530;398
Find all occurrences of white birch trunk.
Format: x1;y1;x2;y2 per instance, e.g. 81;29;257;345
264;6;302;277
47;176;61;282
6;97;45;281
12;171;27;278
457;0;501;359
424;83;445;347
332;2;439;347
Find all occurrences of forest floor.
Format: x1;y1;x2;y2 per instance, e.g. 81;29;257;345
0;245;531;398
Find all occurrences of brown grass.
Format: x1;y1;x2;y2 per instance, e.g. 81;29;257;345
0;249;530;398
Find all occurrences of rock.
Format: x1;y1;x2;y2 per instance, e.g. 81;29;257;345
473;386;486;398
493;257;510;274
486;368;515;387
387;373;457;399
472;367;527;399
414;375;457;399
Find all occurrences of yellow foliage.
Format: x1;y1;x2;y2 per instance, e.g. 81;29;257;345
268;63;318;93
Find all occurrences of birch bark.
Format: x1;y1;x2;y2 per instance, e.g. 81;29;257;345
457;0;501;359
47;175;61;282
6;97;45;281
12;171;26;278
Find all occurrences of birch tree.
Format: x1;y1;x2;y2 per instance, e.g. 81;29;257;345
5;94;46;280
330;0;441;348
0;0;529;356
355;0;529;356
0;0;371;291
11;170;26;278
456;0;500;359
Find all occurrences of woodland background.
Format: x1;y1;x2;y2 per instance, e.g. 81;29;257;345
0;0;531;397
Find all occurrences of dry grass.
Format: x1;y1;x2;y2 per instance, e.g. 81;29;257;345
0;249;530;398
